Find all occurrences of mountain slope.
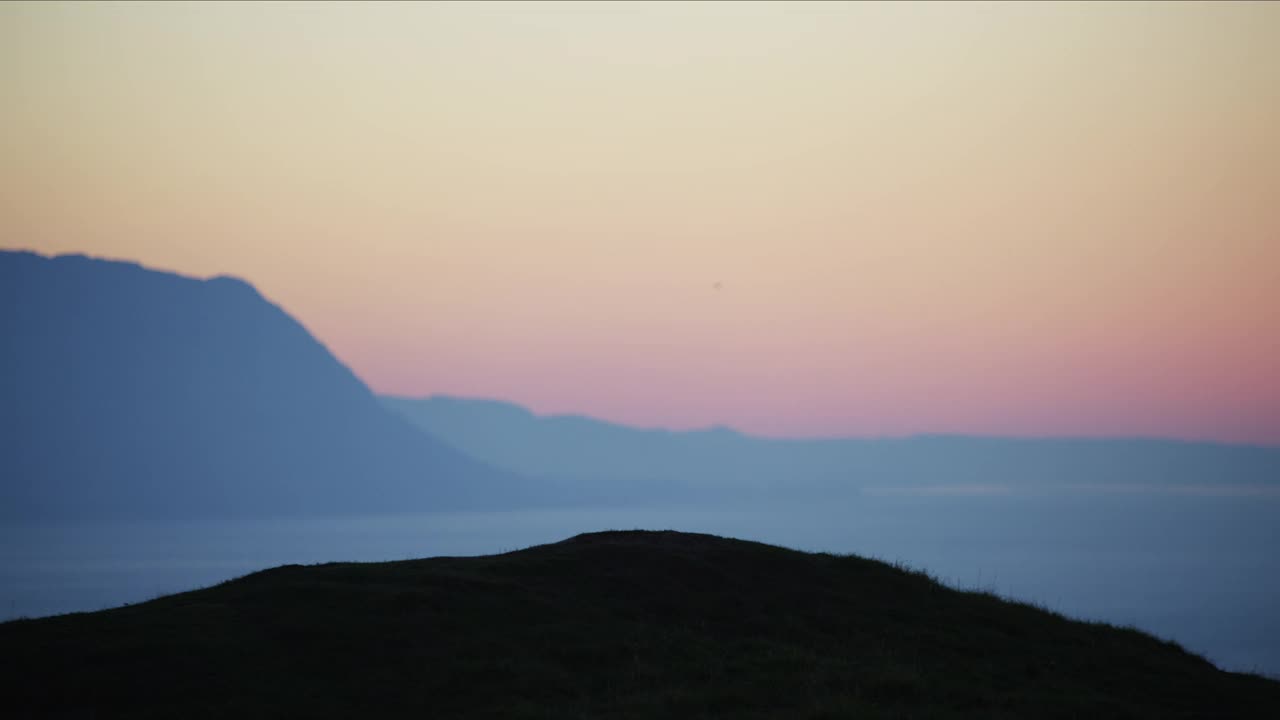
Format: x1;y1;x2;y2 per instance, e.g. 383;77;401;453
0;250;525;521
383;395;1280;499
2;530;1276;718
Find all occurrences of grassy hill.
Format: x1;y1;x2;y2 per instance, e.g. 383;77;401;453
3;530;1277;718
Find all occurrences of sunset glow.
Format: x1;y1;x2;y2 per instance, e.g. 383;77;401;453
3;1;1278;442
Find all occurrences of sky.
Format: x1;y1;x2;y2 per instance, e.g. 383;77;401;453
2;1;1278;444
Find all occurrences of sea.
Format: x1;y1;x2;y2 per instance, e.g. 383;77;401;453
3;487;1277;677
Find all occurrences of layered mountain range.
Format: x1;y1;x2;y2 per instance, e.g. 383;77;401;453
0;250;527;521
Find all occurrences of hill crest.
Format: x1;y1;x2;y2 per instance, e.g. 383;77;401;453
3;529;1277;718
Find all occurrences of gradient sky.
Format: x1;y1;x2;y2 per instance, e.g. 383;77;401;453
2;1;1278;443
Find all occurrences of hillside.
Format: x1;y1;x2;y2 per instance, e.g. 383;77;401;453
383;394;1280;500
3;530;1276;719
0;251;527;521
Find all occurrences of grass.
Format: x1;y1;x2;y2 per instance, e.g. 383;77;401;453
2;529;1278;718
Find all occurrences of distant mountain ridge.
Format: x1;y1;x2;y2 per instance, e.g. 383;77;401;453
0;250;526;521
382;394;1280;500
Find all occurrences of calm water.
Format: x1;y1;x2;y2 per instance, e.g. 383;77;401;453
3;490;1278;677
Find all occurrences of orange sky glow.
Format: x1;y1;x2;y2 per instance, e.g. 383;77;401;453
3;1;1278;443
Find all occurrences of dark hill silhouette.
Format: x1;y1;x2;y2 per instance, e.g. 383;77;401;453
383;394;1280;500
0;250;527;521
2;530;1277;718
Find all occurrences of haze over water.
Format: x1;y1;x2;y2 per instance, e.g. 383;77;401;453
5;492;1279;677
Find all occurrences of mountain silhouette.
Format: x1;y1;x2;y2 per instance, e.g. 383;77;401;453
383;395;1280;500
1;250;527;521
3;530;1277;718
